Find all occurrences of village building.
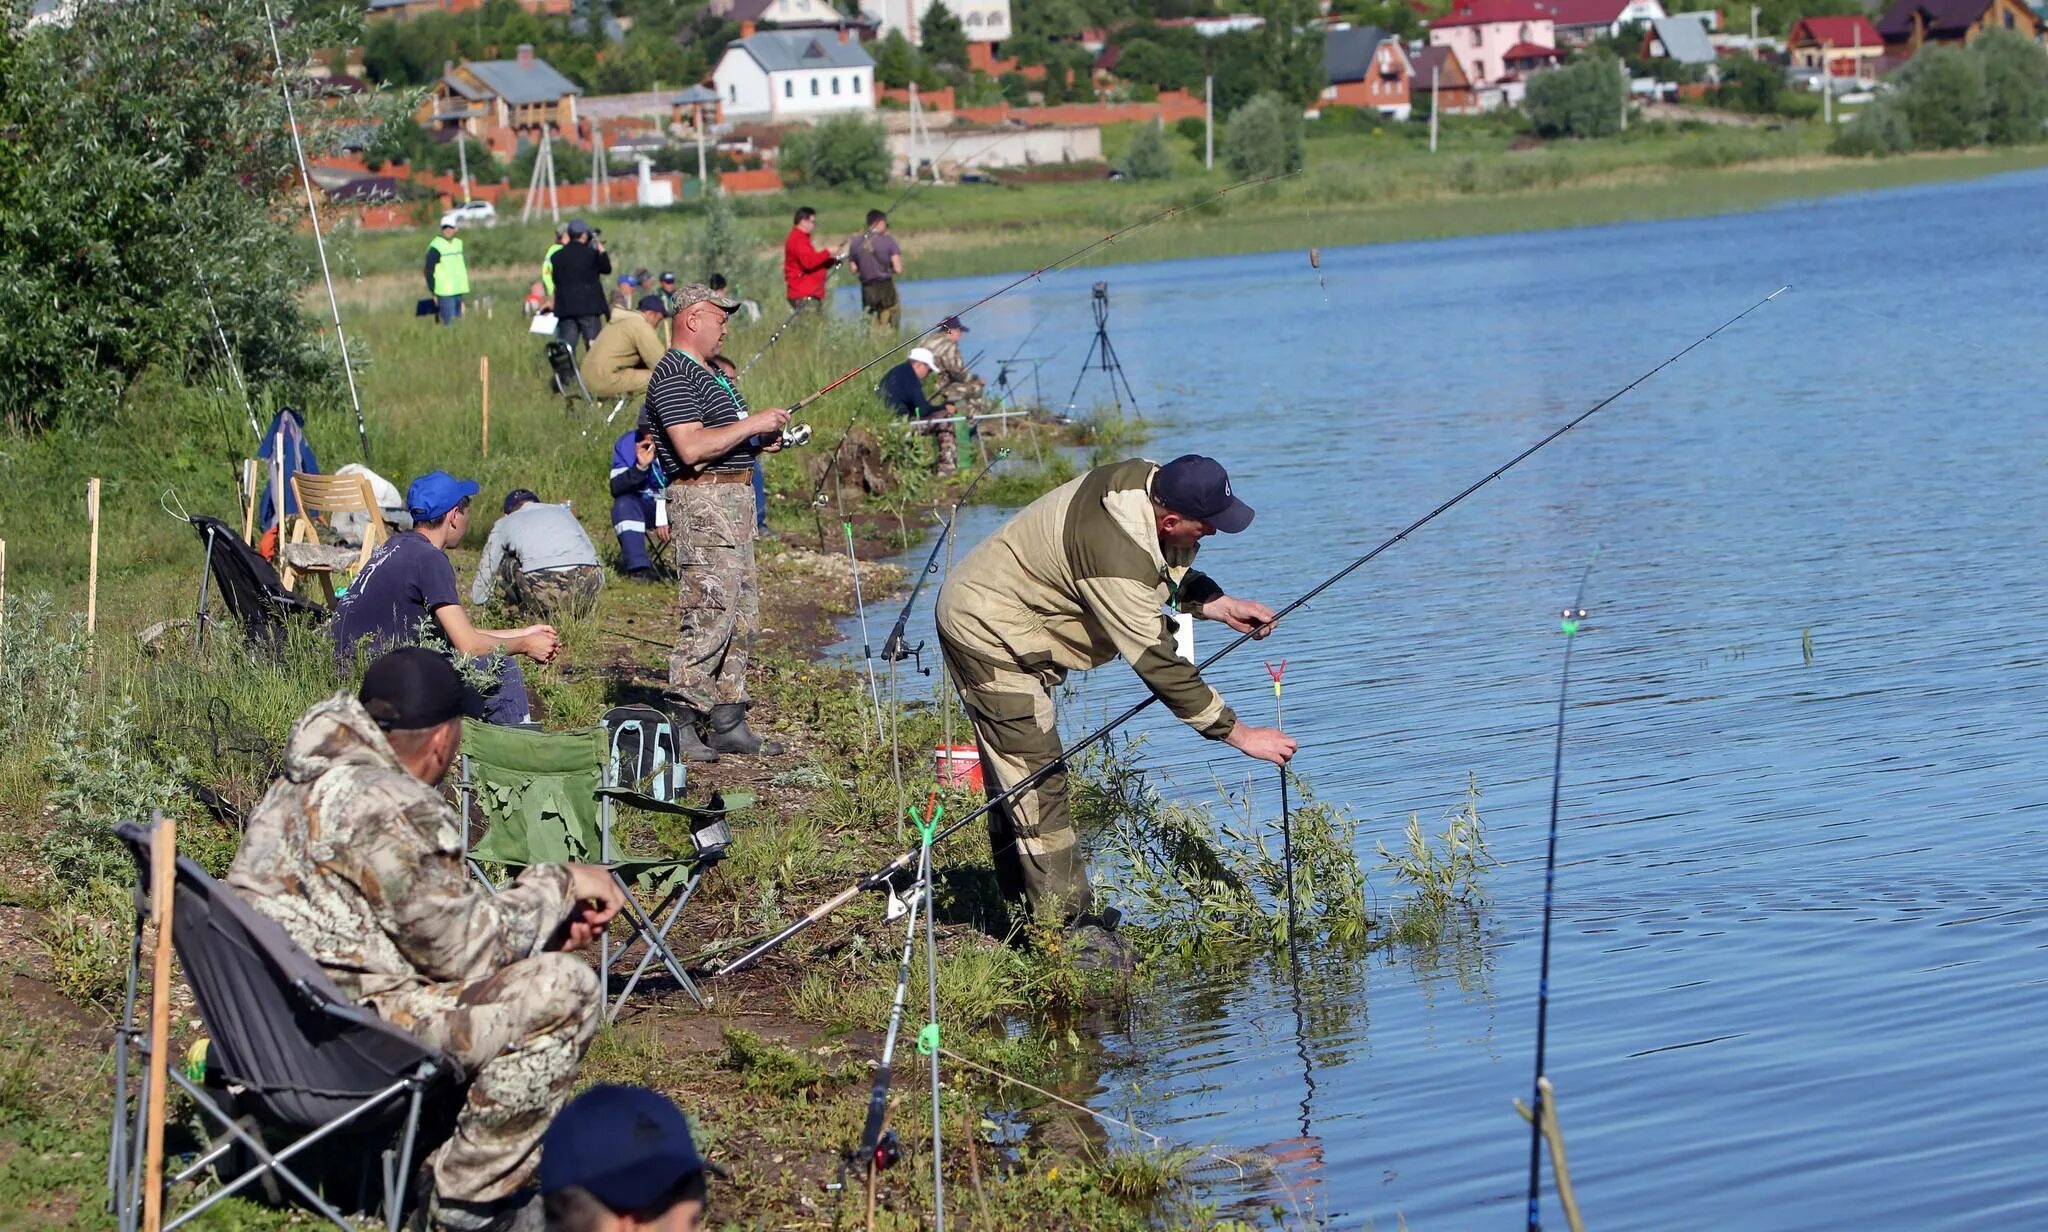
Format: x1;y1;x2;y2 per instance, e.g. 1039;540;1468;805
1411;45;1480;113
1543;0;1668;45
1875;0;2043;57
1428;0;1558;85
873;0;1013;61
707;0;875;41
1785;15;1885;75
420;46;581;140
713;29;876;121
1640;14;1719;67
1322;25;1414;119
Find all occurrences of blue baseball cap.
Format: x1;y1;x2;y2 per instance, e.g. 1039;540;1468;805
1153;455;1253;534
406;471;480;521
539;1085;720;1209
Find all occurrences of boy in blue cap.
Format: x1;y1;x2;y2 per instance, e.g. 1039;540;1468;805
540;1085;719;1231
334;471;562;726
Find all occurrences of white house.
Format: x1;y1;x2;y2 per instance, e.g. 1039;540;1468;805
713;30;876;122
1544;0;1667;46
872;0;1012;49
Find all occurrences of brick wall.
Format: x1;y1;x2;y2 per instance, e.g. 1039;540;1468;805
953;90;1204;129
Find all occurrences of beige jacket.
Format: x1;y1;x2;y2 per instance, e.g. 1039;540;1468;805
936;458;1235;738
586;307;664;393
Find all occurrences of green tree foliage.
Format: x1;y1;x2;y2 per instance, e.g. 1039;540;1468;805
1223;91;1304;177
1251;0;1326;107
359;0;712;94
1120;120;1176;179
873;28;920;87
1898;44;1988;148
780;114;892;190
699;188;742;278
919;0;969;70
1712;55;1790;114
1116;36;1204;91
1834;33;2048;156
1331;0;1422;39
366;121;509;184
0;0;386;430
1972;28;2048;145
510;135;594;186
1831;92;1911;155
1524;54;1626;138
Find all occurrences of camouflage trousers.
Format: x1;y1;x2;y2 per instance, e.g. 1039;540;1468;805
935;632;1093;922
373;952;601;1205
933;377;984;416
666;480;759;711
913;416;959;475
502;562;605;623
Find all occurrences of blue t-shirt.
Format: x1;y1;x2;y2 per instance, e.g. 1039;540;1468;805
332;531;460;663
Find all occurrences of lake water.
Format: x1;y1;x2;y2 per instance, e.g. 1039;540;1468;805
828;169;2048;1228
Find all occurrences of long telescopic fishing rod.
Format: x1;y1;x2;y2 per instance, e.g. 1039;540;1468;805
740;307;804;376
783;173;1296;422
879;450;1006;667
704;285;1788;980
1527;552;1597;1232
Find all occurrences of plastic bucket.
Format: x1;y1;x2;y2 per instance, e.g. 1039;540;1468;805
934;744;984;790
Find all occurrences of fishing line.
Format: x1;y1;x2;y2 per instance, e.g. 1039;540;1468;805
1527;550;1598;1232
739;307;803;376
841;518;887;746
704;285;1788;979
1265;659;1295;938
879;450;1007;671
784;173;1298;421
262;0;369;464
883;128;1022;216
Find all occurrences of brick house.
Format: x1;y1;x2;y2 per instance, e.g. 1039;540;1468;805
1322;25;1414;119
1786;15;1884;75
1543;0;1667;45
1875;0;2044;57
1429;0;1557;86
421;46;582;140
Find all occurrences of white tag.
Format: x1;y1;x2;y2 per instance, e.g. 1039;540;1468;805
1168;612;1195;664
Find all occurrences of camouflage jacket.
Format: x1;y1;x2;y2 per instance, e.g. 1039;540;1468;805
228;694;576;1010
927;333;982;392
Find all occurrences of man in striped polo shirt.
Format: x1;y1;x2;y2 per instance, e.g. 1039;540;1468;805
644;283;790;761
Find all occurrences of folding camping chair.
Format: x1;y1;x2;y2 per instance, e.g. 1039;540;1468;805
280;472;387;603
546;339;632;426
108;820;457;1232
454;708;744;1018
187;515;328;654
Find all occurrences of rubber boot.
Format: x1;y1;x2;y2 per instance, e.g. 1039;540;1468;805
705;702;785;756
673;707;720;764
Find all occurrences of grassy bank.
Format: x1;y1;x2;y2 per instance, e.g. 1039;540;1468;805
330;121;2048;290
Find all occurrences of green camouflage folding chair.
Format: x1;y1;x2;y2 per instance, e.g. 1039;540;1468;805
454;708;745;1018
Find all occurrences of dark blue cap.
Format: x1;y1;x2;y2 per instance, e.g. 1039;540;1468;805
539;1085;717;1208
1153;455;1253;534
938;315;968;333
637;293;671;315
406;471;480;521
502;488;539;515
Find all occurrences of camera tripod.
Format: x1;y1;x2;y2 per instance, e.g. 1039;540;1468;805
1064;282;1140;417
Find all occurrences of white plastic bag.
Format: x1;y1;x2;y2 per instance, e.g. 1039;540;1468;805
529;311;558;337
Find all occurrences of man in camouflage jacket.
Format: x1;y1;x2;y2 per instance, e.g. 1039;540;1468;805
927;316;985;414
229;649;624;1231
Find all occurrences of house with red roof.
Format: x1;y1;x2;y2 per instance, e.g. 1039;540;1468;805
1323;25;1415;118
1786;15;1884;76
1875;0;2044;58
1543;0;1668;45
1428;0;1557;85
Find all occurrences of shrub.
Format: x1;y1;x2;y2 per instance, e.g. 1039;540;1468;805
1898;45;1988;149
779;114;891;190
1831;93;1911;156
1525;56;1626;138
1223;91;1305;178
1712;55;1791;115
1120;121;1176;180
1973;28;2048;145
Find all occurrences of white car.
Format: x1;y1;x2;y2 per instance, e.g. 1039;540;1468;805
440;200;497;229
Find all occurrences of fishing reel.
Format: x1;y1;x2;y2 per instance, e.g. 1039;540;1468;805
879;630;929;676
781;423;813;448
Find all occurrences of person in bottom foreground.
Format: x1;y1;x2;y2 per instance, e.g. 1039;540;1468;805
933;455;1296;967
229;648;624;1232
540;1085;723;1232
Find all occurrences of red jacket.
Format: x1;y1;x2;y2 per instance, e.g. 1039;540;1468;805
784;227;835;301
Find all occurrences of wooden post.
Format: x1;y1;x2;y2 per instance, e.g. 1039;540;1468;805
480;355;492;458
86;477;101;634
141;812;178;1232
0;538;8;659
1430;65;1440;153
241;459;258;542
1203;76;1214;170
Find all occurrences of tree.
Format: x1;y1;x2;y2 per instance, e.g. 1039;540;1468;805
873;29;920;88
780;114;891;189
1116;37;1203;92
0;0;385;430
510;135;593;186
1223;91;1304;177
1897;45;1987;149
1251;0;1325;107
1121;120;1176;179
919;1;968;71
1712;55;1789;115
1972;28;2048;146
698;189;742;279
1831;92;1910;156
1524;55;1626;138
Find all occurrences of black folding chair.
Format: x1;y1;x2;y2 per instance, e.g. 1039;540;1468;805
108;820;458;1232
187;515;328;653
546;339;632;428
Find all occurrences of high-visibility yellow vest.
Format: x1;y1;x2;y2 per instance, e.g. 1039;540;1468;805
429;235;470;297
541;242;563;295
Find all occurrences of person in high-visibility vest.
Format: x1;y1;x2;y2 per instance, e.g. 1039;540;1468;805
540;223;567;307
424;221;470;325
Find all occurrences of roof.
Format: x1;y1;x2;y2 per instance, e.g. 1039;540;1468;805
1432;0;1553;28
1324;25;1399;84
464;56;583;105
1503;41;1563;58
1645;15;1716;62
1876;0;2000;37
1411;44;1470;84
327;176;408;204
1540;0;1653;28
1789;14;1882;45
726;29;875;73
673;84;722;105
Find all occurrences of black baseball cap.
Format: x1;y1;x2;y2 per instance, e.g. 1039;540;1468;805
637;293;671;316
937;316;968;333
357;648;480;731
502;488;539;514
1153;455;1254;534
539;1085;724;1209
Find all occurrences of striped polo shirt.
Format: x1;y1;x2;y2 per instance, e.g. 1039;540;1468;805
644;347;757;477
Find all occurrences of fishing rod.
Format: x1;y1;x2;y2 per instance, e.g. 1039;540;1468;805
1266;660;1296;937
879;450;1007;669
739;307;804;376
1527;552;1597;1232
703;285;1788;979
852;817;935;1217
783;173;1296;422
841;517;887;743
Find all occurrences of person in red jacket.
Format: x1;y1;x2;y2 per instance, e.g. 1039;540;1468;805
782;206;843;312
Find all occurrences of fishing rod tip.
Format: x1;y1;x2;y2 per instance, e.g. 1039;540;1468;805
1767;285;1791;298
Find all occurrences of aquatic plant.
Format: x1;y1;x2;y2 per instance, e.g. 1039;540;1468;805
1377;773;1496;947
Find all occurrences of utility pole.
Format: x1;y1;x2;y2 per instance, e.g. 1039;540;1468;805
456;130;470;202
1204;74;1214;170
1619;60;1628;132
1750;4;1758;44
694;102;708;194
1430;65;1440;153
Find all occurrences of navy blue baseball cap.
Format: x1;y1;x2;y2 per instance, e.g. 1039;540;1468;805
502;488;539;514
1153;455;1253;533
406;471;480;521
539;1085;720;1209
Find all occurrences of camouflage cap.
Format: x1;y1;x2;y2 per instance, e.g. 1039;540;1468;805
673;283;742;313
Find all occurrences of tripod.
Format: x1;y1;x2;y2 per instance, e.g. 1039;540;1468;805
1064;283;1140;417
993;355;1045;412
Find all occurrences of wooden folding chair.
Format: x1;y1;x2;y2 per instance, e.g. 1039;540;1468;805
280;472;385;604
